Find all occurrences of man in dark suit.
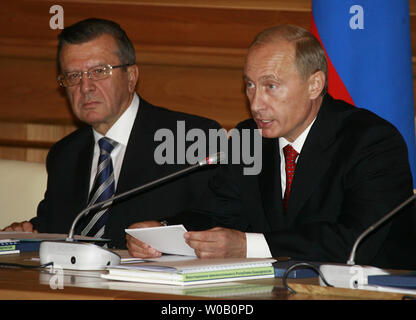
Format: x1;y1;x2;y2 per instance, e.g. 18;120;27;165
3;18;221;249
128;25;415;269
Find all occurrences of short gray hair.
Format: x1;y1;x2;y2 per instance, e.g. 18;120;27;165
249;25;328;96
57;18;136;73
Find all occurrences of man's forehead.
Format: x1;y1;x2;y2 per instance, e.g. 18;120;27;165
59;34;120;68
248;40;295;62
62;34;117;53
244;41;296;77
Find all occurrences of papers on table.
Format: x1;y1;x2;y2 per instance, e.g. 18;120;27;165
120;254;196;264
125;224;195;256
104;280;275;298
102;257;277;286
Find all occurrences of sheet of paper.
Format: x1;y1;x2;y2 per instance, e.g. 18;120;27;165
121;255;195;264
125;224;196;256
146;255;196;262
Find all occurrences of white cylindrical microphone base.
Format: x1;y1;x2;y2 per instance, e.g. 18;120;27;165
39;241;121;270
319;264;390;289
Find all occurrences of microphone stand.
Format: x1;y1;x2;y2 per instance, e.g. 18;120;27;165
347;193;416;265
67;162;205;241
320;193;416;289
40;152;225;270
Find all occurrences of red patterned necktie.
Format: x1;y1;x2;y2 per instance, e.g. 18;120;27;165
283;144;298;212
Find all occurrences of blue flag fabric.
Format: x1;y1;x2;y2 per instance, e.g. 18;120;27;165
312;0;416;187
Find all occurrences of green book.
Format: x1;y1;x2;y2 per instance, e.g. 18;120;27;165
0;240;20;255
105;280;274;298
102;257;276;286
0;245;17;251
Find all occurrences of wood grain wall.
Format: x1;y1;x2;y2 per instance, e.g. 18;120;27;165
0;0;415;163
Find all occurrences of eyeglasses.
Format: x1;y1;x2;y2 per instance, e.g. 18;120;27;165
57;63;133;87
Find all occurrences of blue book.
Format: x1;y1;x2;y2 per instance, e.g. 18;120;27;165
368;274;416;289
273;261;320;279
0;240;41;252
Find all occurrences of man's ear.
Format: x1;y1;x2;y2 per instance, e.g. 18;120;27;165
127;64;139;92
308;70;325;99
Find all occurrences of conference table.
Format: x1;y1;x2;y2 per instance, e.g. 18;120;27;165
0;251;412;301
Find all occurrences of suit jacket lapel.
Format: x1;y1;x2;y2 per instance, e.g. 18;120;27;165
73;129;94;214
285;95;338;224
116;99;156;195
257;137;286;229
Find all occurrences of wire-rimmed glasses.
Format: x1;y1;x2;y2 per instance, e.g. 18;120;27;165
57;63;133;87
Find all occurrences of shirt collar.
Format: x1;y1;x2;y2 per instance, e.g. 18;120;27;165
93;93;140;146
279;118;316;154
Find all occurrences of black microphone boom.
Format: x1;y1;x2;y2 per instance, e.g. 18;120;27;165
347;193;416;265
319;193;416;289
40;152;225;270
66;152;225;241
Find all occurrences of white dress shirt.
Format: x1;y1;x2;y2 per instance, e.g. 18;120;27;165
246;119;316;258
89;93;139;194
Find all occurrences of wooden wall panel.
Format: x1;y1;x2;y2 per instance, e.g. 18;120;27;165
0;0;414;163
138;64;250;126
1;1;311;50
0;57;74;123
0;52;250;127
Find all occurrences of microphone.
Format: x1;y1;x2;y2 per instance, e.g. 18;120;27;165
319;193;416;289
39;151;225;270
66;151;225;241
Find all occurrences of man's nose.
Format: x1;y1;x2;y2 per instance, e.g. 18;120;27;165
80;72;95;93
250;89;264;113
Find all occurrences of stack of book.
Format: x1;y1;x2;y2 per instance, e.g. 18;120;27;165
0;239;41;255
102;258;276;286
104;280;275;298
0;240;20;255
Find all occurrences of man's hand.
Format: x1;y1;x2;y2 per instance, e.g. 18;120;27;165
184;227;246;258
2;221;37;233
126;220;163;258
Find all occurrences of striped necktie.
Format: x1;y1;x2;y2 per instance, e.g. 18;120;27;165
81;137;118;238
283;144;298;213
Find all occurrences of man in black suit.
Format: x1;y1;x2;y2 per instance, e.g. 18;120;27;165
3;18;221;249
128;25;415;269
